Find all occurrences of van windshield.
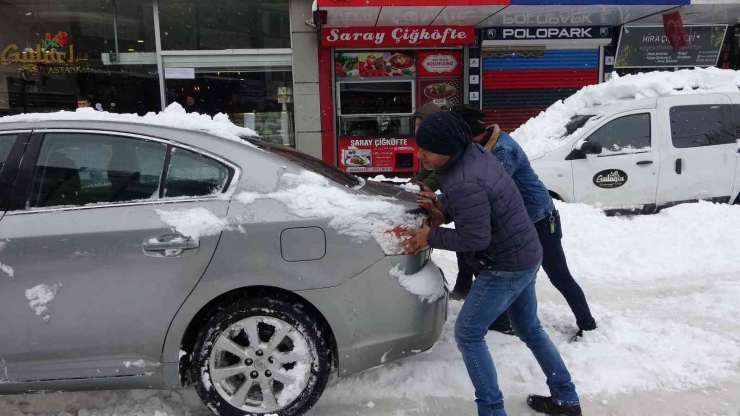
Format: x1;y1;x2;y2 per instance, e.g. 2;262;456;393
564;115;595;136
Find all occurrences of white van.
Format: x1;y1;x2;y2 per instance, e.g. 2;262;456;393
530;92;740;212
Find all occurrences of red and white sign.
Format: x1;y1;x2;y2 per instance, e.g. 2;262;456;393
322;26;475;48
337;136;419;173
418;51;462;77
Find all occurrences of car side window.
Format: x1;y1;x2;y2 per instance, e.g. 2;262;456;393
587;113;651;153
163;147;230;198
670;104;735;148
29;133;167;208
0;134;16;174
732;104;740;139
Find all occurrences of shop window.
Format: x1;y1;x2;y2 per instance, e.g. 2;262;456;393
587;114;651;153
0;0;160;116
164;70;295;147
338;81;414;137
164;148;230;198
158;0;290;50
669;105;735;148
28;133;166;208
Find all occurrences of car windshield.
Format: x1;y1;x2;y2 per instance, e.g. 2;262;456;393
564;115;595;136
242;137;362;188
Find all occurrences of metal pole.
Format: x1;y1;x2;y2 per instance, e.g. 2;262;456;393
153;0;167;111
112;0;120;62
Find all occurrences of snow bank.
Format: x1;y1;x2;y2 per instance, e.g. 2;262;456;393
237;171;423;254
512;68;740;157
25;283;62;323
155;208;232;242
557;200;740;282
0;103;258;144
389;261;445;304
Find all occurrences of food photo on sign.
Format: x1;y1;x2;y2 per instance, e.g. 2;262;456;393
335;51;416;77
419;79;462;107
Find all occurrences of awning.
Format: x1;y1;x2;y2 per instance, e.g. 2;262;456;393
314;0;739;29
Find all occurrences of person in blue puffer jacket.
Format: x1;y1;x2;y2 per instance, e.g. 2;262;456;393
444;105;596;336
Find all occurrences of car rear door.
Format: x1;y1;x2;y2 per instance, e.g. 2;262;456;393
655;94;737;206
0;129;234;382
0;129;31;383
570;110;660;209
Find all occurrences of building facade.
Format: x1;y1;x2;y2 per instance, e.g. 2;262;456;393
0;0;320;151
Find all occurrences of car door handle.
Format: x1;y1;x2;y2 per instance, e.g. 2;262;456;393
675;158;682;175
143;234;199;251
636;160;653;166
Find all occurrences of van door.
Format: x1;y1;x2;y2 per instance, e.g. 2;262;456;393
730;100;740;204
655;95;737;206
571;110;659;209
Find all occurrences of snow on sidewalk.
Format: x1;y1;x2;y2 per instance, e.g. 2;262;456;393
1;202;740;416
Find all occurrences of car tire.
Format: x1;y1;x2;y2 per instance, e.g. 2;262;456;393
192;295;332;416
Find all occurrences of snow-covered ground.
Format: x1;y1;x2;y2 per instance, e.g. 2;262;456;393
2;201;740;416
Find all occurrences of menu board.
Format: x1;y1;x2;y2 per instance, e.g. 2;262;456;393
615;25;727;68
419;78;463;107
337;136;419;173
335;51;416;78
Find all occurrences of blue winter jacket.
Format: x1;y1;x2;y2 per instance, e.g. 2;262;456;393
490;129;554;224
427;142;542;272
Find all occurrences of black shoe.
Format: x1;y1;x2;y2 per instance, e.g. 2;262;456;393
570;322;597;343
449;288;469;301
488;323;516;336
527;395;582;416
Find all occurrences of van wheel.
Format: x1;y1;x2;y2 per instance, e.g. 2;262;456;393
192;296;332;416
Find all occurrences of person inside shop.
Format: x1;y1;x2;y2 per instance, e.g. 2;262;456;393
185;95;202;113
77;95;92;109
399;111;582;416
226;93;243;113
446;105;597;339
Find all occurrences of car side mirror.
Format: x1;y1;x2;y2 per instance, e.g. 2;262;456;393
577;140;603;155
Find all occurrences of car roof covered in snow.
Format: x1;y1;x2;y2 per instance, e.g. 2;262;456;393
0;103;259;146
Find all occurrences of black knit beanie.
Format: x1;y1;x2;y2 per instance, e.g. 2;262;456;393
415;111;472;156
450;105;487;136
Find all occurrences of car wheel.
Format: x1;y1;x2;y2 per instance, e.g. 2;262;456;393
192;296;332;416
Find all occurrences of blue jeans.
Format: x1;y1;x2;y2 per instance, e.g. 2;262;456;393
454;262;579;416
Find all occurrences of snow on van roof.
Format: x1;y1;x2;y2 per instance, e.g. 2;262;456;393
0;103;258;144
512;67;740;157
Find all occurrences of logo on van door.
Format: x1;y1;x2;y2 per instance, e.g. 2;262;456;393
593;169;628;189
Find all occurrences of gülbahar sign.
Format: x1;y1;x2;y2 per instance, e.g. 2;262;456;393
1;31;89;73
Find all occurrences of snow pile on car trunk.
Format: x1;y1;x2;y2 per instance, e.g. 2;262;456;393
237;170;423;255
512;68;740;157
0;102;258;144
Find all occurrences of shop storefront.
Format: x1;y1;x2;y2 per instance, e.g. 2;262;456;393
322;26;474;174
0;0;297;146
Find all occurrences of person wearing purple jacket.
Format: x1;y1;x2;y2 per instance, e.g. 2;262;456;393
400;112;581;416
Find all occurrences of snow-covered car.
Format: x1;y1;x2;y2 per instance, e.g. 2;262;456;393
514;68;740;212
0;107;447;416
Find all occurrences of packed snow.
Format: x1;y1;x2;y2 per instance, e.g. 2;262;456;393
24;283;62;323
512;68;740;157
389;262;445;304
123;360;160;369
367;175;410;184
0;103;258;144
155;208;233;242
237;170;423;254
2;201;740;415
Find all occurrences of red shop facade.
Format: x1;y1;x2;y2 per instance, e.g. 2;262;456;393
319;25;476;175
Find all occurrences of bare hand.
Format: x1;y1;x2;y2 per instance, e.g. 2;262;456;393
398;226;431;254
418;199;445;227
412;181;442;209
